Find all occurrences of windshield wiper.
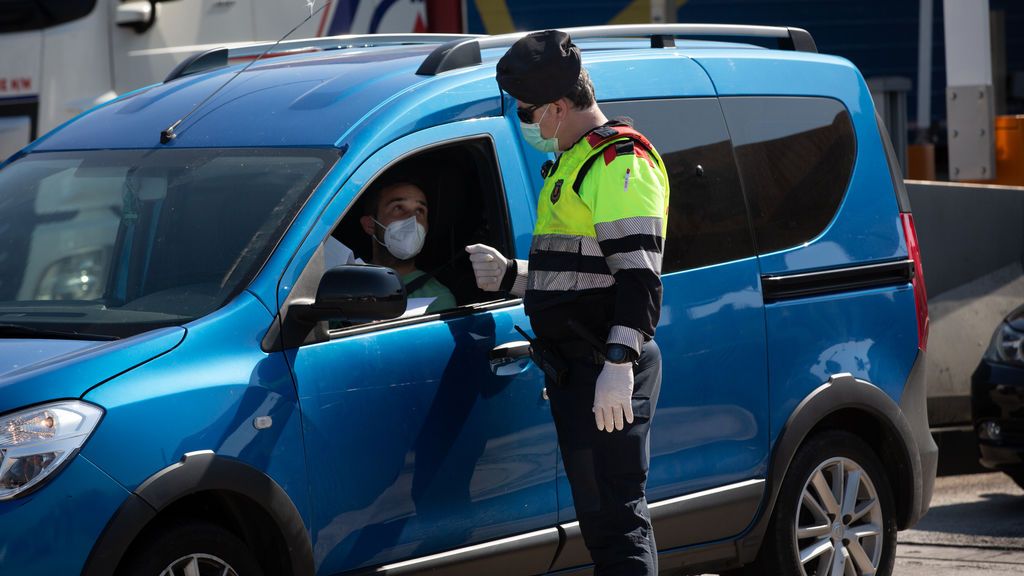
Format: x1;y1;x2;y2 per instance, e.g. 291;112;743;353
0;324;119;341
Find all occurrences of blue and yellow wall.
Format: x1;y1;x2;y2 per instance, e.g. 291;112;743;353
465;0;1024;127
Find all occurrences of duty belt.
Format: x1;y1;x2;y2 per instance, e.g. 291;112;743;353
544;339;605;365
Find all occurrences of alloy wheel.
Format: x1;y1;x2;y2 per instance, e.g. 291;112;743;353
794;456;883;576
159;553;239;576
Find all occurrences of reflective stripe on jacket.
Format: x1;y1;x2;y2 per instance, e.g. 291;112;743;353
523;120;670;354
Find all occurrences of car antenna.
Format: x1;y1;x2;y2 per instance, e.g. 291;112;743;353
159;0;331;144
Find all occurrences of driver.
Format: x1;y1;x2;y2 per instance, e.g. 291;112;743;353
330;180;455;314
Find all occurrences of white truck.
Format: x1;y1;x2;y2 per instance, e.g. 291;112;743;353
0;0;445;303
0;0;443;160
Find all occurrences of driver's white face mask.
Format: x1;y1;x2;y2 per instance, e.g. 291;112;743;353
373;215;426;261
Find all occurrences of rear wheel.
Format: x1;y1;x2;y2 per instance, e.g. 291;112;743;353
118;520;264;576
751;430;897;576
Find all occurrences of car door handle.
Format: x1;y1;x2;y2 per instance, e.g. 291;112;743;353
490;341;532;376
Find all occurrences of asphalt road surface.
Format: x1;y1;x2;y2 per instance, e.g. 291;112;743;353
895;471;1024;574
700;471;1024;575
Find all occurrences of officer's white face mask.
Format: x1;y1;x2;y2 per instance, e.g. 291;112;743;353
373;215;426;261
521;104;562;153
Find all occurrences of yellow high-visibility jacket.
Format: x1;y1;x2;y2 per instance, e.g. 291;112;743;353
507;120;670;354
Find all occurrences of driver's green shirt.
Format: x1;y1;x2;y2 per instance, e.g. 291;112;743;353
402;270;456;314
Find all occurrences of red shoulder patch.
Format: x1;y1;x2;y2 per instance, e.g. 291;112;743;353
603;144;617;165
633;144;656;169
603;140;636;165
615;127;655;150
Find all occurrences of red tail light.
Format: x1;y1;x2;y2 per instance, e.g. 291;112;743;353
901;213;929;350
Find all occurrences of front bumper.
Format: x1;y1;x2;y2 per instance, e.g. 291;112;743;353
971;359;1024;471
0;453;130;575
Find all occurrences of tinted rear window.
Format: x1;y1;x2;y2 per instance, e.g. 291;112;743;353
602;98;755;273
721;96;856;255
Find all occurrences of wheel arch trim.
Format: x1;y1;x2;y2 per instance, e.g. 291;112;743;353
81;450;314;576
737;372;922;563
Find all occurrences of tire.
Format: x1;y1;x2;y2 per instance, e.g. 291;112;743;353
750;430;898;576
117;520;265;576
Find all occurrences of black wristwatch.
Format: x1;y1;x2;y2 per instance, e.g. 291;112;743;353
606;343;637;364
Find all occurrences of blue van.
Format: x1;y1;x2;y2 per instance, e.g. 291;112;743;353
0;25;935;576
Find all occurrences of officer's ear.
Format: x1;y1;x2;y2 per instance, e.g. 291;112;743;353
553;97;571;120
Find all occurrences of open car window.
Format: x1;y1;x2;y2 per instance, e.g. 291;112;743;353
324;137;514;330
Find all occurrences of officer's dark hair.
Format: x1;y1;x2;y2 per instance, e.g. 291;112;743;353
563;67;596;110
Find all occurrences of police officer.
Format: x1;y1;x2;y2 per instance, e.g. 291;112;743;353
465;29;669;575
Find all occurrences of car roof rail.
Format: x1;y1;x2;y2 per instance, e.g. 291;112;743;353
415;24;817;76
164;48;230;82
165;33;480;83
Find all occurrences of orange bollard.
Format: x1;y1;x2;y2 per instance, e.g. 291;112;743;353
992;115;1024;186
907;143;936;181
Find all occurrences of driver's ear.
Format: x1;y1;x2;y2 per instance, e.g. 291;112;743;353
360;215;375;236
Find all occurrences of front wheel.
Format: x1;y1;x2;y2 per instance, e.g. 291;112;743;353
752;430;898;576
117;520;264;576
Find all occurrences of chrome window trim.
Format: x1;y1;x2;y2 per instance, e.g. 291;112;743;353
326;298;523;338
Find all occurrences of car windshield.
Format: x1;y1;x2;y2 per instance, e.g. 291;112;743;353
0;148;338;339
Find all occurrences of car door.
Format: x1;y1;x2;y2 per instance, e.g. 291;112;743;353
514;94;771;573
580;97;770;548
279;119;560;574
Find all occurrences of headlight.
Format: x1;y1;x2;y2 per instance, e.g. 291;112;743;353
0;401;104;500
35;249;109;301
985;323;1024;366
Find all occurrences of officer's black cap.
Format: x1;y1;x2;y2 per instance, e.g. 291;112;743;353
496;30;581;105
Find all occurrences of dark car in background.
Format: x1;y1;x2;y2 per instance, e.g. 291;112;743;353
972;303;1024;487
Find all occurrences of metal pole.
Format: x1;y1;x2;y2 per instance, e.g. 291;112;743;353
651;0;675;24
916;0;933;139
942;0;995;180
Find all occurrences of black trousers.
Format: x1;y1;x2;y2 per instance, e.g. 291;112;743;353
546;340;662;576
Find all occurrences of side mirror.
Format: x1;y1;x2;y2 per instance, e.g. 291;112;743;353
298;264;407;323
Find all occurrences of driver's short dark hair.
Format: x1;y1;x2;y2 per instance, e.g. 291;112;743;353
360;175;427;217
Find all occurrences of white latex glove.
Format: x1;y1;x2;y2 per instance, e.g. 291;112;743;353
593;361;635;433
465;244;509;292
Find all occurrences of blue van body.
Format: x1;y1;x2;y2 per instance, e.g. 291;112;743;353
0;27;936;576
